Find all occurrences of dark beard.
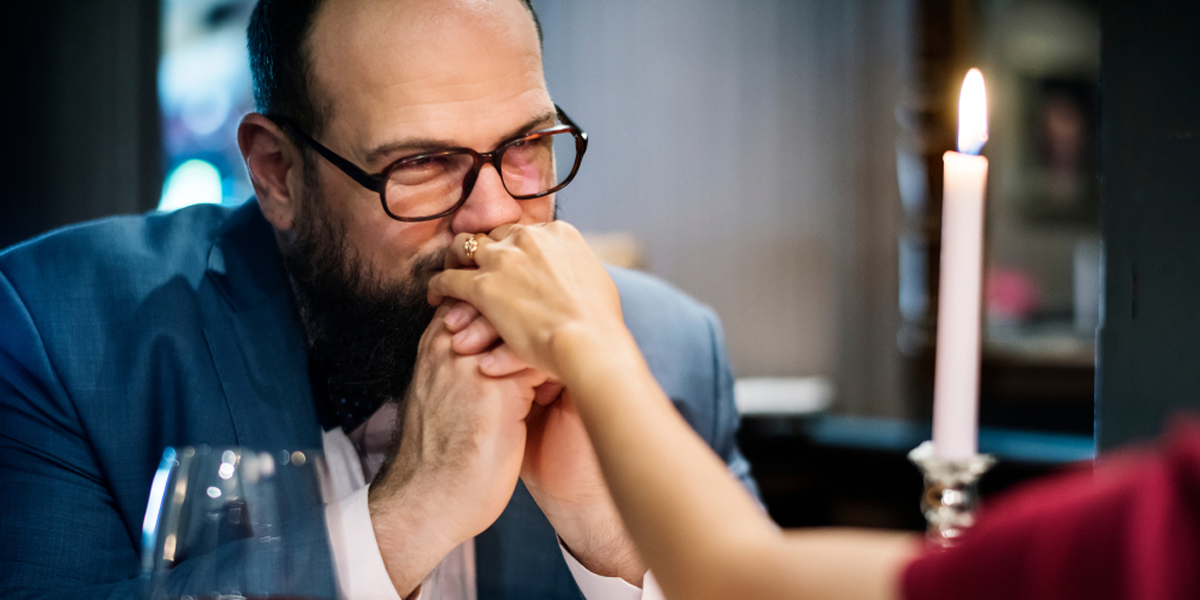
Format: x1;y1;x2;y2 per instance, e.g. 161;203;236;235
282;189;443;417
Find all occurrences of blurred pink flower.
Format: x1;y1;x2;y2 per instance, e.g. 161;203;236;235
986;267;1041;322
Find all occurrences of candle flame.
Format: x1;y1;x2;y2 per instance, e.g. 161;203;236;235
957;68;988;155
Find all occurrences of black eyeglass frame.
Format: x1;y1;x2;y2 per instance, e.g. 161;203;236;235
272;105;588;222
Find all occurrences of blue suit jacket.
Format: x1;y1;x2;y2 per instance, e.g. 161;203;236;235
0;201;754;600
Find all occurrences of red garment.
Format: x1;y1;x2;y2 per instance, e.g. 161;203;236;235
903;418;1200;600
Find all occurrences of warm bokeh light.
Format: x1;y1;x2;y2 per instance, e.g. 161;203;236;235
957;68;988;155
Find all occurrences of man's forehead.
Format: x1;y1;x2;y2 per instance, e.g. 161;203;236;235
311;0;534;48
306;0;547;148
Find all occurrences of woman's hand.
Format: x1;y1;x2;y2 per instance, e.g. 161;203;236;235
427;221;632;382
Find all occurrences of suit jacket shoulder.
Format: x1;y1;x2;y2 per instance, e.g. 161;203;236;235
0;204;231;307
608;266;739;455
0;205;236;411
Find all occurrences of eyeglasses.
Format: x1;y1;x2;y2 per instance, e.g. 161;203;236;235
273;105;588;222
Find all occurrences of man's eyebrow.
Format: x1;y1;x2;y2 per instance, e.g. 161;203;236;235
362;110;559;168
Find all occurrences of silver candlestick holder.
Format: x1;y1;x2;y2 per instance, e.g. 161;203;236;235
907;441;995;547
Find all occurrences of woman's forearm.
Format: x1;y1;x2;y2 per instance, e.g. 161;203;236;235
557;328;773;598
555;328;916;600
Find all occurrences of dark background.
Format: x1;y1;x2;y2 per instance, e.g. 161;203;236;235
0;0;161;250
1096;0;1200;450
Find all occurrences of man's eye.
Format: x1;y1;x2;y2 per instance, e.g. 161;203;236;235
394;156;452;176
391;156;454;185
401;156;443;169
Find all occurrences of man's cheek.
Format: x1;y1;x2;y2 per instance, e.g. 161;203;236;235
530;197;555;224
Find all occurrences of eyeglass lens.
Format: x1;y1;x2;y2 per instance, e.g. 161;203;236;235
383;129;579;220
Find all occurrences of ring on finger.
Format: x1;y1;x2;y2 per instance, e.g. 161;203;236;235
464;234;482;262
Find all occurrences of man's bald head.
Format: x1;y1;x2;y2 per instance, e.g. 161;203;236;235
247;0;542;140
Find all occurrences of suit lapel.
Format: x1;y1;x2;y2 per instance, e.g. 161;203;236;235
199;201;322;451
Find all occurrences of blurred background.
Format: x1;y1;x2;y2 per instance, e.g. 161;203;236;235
4;0;1182;532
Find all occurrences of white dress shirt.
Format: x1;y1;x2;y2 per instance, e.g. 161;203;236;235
320;403;664;600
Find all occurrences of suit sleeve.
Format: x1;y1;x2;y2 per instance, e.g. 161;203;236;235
0;269;145;600
700;306;759;498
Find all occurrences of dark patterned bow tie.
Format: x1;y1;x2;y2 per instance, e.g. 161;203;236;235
309;358;386;433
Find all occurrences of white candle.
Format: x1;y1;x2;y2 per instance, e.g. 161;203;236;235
932;68;989;460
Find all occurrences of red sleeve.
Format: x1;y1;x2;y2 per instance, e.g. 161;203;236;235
903;418;1200;600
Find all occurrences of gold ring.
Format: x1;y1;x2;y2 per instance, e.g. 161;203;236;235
464;235;479;261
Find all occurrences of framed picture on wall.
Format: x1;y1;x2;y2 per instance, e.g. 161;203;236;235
1015;77;1100;225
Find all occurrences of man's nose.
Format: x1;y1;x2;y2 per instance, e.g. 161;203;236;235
450;163;523;234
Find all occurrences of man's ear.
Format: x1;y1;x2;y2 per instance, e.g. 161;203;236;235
239;113;304;232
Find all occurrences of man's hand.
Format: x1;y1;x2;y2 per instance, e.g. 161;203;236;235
522;390;646;586
367;303;546;598
444;305;646;587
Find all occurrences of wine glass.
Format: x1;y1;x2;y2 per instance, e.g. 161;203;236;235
140;446;337;600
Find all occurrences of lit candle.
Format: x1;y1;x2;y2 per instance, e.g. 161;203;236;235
932;68;989;461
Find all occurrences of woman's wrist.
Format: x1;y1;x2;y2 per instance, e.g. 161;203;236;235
551;320;642;388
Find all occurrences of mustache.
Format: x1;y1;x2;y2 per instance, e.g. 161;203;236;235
420;245;450;275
